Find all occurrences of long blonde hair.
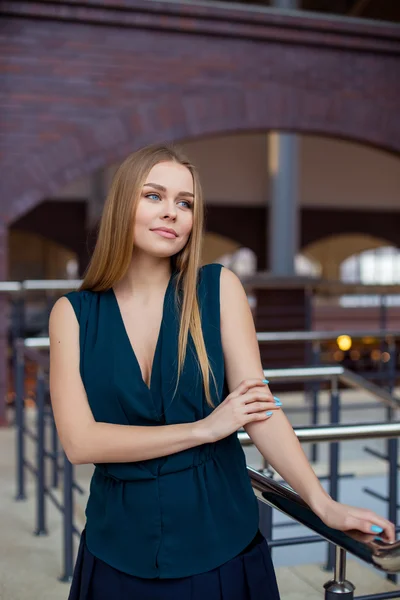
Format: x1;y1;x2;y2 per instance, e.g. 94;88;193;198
80;143;217;407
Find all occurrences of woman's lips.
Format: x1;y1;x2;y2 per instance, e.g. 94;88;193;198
152;229;177;239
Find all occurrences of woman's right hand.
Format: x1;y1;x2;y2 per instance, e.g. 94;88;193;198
200;378;281;443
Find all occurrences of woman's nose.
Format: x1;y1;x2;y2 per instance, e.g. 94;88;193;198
162;200;177;219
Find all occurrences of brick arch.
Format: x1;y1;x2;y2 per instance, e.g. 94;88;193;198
301;232;396;280
6;89;400;226
3;1;400;224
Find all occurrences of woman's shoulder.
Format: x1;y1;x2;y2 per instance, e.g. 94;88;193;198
62;289;100;323
198;262;224;282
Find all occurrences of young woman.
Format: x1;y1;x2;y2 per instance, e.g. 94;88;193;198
49;144;395;600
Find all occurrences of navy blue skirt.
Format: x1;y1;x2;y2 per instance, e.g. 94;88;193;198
68;527;281;600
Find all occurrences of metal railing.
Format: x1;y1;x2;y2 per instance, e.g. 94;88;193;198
256;365;398;581
14;342;400;594
14;341;79;581
248;467;400;599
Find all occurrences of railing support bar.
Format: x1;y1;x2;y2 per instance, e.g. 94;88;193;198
324;547;355;599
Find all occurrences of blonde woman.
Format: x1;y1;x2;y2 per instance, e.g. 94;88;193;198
49;144;394;600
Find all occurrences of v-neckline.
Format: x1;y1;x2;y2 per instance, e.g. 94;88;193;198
110;273;174;392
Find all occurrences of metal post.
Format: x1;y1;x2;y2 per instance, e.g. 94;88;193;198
386;336;398;585
15;340;26;501
323;547;355;599
59;452;74;583
310;340;321;463
325;376;340;571
51;407;59;488
34;367;47;536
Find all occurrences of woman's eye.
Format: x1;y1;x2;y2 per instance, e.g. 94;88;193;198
178;200;192;209
146;193;161;201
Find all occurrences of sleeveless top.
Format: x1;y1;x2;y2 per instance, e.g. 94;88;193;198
64;263;259;579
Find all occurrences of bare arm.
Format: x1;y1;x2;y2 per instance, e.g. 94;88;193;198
219;267;330;513
220;267;395;542
49;297;207;465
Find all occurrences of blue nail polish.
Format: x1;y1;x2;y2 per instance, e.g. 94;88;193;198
374;536;384;542
262;379;269;384
266;411;273;417
371;525;383;533
273;396;282;406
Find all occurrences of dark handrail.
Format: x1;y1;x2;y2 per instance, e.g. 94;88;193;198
248;467;400;575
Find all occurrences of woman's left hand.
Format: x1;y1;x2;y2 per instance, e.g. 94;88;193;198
318;499;396;543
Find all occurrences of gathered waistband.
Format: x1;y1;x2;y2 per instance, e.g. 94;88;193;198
93;436;238;483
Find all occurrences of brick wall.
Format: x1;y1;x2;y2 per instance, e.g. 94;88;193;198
1;0;399;227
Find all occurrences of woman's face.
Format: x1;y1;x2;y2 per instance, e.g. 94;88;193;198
133;161;194;259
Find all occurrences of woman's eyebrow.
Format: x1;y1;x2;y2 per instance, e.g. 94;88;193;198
143;182;194;198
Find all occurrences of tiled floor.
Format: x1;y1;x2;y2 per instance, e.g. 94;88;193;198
1;389;399;599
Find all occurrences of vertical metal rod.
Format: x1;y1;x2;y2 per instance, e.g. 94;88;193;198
325;376;340;571
335;547;346;584
386;337;397;585
60;452;74;582
311;340;321;463
15;341;26;501
34;367;47;536
51;407;59;488
304;288;313;459
387;434;398;585
324;547;355;599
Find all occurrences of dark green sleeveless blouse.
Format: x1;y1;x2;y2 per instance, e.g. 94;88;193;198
64;263;259;579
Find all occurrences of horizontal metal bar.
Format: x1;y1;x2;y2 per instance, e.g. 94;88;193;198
363;488;390;503
23;460;37;477
262;366;400;410
24;337;49;348
264;366;344;380
43;449;58;460
23;427;38;442
239;421;400;445
363;447;389;462
249;467;400;574
0;282;22;292
18;350;400;410
339;368;400;409
72;481;85;495
1;277;400;296
22;280;81;291
257;330;400;343
45;488;64;513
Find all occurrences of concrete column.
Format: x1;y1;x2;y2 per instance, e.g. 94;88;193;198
268;0;300;276
268;132;300;276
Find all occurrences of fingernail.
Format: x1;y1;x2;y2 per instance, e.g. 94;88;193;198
274;396;282;406
371;525;383;533
263;379;269;384
374;536;384;542
266;411;273;417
